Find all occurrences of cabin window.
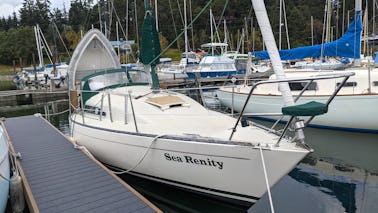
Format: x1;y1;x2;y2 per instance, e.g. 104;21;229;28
289;82;318;91
128;70;150;83
225;64;234;69
372;81;378;86
336;82;357;87
199;64;211;70
88;72;128;90
84;105;106;116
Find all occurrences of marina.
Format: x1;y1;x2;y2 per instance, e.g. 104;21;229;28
0;103;377;212
0;0;378;212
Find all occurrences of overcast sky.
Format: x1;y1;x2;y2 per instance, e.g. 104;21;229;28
0;0;71;18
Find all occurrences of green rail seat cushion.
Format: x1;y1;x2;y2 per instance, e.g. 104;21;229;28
282;101;328;116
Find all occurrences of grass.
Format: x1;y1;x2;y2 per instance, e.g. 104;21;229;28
161;49;182;61
0;81;16;91
0;65;19;76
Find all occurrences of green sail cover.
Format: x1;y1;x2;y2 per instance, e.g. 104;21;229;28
139;11;161;66
282;101;328;116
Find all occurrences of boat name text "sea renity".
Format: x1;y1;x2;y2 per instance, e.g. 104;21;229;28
164;153;224;169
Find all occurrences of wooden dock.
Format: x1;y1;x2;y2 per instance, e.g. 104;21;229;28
0;89;68;107
1;115;161;213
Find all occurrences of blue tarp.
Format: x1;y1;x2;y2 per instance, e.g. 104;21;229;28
253;12;362;60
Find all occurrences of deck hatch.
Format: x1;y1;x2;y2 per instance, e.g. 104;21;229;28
145;95;189;110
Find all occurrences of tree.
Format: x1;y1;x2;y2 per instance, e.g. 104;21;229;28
69;0;93;32
11;12;19;28
64;29;81;51
0;27;35;65
19;0;36;27
51;8;67;32
19;0;51;30
159;33;169;50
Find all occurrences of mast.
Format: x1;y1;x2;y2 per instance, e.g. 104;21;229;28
34;25;44;69
134;0;139;45
355;0;362;66
311;16;314;45
342;0;345;33
184;0;189;61
224;19;228;53
374;0;376;36
155;0;159;32
279;0;282;50
189;0;195;51
116;21;120;59
251;0;305;146
210;9;214;55
251;0;294;107
325;0;332;43
283;0;290;49
98;0;103;34
125;0;128;41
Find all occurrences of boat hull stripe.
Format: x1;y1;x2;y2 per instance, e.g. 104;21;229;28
71;117;253;146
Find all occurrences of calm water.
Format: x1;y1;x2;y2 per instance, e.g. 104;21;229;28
1;100;377;213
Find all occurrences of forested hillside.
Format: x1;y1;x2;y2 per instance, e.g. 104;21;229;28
0;0;362;65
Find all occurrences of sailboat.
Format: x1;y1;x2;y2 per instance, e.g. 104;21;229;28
69;0;353;205
217;1;377;133
14;25;68;86
157;0;200;81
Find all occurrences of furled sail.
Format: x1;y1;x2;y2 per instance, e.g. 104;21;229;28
139;0;161;89
253;12;362;60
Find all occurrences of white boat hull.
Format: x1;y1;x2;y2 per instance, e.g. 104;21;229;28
216;91;378;133
72;119;308;204
0;127;10;213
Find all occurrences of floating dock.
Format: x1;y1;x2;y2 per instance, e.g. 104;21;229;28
1;115;161;213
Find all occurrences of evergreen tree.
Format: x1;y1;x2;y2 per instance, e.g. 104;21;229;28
12;12;18;28
35;0;51;29
0;18;4;31
19;0;36;27
69;0;93;32
19;0;51;29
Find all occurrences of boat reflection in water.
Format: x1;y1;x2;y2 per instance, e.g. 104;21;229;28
251;127;378;213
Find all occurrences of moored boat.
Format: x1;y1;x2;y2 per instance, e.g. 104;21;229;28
186;55;244;79
68;0;353;206
217;69;378;133
217;2;377;133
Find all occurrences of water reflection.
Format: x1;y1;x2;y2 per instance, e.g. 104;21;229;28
304;128;378;173
250;126;378;213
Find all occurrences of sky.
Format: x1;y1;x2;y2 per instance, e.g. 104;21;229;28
0;0;71;18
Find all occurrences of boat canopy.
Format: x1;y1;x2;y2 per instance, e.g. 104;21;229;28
68;29;121;90
253;13;362;60
200;43;228;48
199;55;234;64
